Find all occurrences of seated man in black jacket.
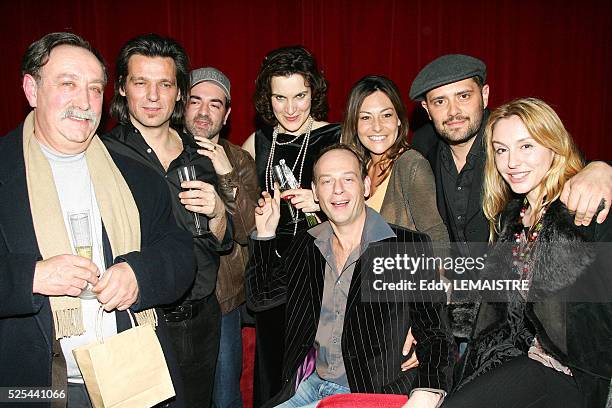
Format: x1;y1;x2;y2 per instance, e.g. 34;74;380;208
247;144;454;408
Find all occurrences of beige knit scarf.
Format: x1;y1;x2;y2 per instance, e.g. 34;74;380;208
22;111;157;339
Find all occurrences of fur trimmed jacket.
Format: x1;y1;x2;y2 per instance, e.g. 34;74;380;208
454;199;612;407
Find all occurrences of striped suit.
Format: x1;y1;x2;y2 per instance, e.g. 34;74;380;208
247;214;455;405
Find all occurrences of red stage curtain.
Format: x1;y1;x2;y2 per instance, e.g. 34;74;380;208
0;0;610;160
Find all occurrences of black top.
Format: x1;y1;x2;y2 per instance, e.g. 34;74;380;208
438;130;486;243
255;123;341;253
411;110;491;261
456;199;612;407
102;123;232;301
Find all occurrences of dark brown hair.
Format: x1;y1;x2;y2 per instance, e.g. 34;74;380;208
253;46;328;126
22;32;107;84
341;75;410;185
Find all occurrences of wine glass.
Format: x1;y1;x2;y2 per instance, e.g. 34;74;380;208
177;165;206;235
68;210;96;300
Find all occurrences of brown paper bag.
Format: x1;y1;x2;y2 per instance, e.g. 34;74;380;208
73;308;175;408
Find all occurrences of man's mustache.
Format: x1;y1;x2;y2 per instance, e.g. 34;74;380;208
61;107;98;121
443;115;469;125
193;114;212;124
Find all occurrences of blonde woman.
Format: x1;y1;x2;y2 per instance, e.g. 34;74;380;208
447;98;612;407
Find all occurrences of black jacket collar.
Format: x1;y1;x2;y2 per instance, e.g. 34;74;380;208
0;123;26;187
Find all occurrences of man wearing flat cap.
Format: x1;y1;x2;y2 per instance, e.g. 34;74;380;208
102;35;233;408
409;54;612;337
410;55;490;261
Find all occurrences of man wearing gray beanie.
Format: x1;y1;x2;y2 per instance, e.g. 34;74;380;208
184;67;259;408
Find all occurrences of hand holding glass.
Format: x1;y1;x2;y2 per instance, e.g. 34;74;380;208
272;159;318;227
178;165;205;235
68;210;96;299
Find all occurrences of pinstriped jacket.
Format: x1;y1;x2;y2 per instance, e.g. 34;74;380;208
246;208;455;403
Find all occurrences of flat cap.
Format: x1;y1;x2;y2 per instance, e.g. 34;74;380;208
409;54;486;101
190;67;231;103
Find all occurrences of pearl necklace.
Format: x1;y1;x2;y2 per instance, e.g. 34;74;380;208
264;116;314;193
264;116;314;235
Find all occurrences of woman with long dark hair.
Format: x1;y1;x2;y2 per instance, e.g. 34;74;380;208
341;75;448;243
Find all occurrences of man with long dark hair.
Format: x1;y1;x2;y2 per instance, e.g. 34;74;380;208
103;34;232;408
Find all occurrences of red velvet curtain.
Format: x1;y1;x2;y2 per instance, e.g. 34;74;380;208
1;0;610;160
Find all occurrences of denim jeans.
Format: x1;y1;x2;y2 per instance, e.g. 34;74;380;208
274;372;350;408
212;308;243;408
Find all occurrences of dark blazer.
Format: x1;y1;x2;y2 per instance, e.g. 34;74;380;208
455;199;612;407
246;215;454;404
0;123;196;407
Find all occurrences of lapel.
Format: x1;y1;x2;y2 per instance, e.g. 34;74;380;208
0;125;40;256
344;238;388;317
345;258;362;317
0;125;53;345
300;237;326;331
311;240;326;303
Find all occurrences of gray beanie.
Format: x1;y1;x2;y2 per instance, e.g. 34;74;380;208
190;67;231;103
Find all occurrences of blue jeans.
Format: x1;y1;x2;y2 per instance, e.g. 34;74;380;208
274;372;350;408
212;308;243;408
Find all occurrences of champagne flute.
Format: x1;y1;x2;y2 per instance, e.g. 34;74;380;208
177;165;206;235
68;210;96;300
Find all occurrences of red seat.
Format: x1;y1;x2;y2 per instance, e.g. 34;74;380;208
317;393;408;407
